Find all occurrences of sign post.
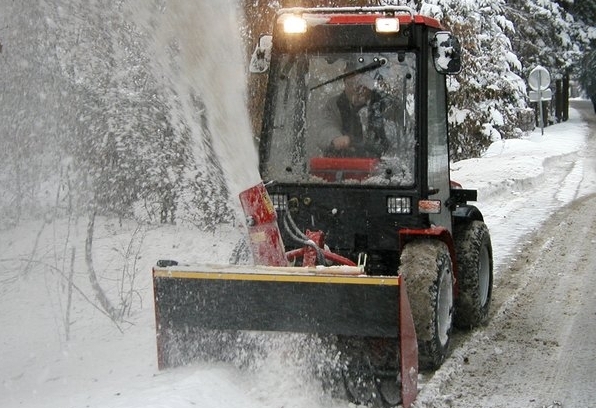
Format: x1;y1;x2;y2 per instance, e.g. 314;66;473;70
528;65;551;135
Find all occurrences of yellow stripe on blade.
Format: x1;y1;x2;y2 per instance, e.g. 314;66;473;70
153;268;399;286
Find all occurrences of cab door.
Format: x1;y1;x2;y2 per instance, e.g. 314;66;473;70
426;33;452;232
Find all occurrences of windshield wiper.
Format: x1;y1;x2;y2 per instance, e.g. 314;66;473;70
310;58;387;91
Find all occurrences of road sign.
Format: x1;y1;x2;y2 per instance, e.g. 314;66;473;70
528;66;551;136
529;89;552;102
528;65;551;91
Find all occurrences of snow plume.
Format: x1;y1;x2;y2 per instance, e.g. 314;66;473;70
131;0;261;205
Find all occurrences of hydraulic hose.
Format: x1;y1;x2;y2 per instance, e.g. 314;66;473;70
282;211;326;265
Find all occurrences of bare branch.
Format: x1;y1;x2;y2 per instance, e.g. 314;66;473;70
85;211;120;323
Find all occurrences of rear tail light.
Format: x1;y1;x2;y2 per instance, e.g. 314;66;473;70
418;199;442;214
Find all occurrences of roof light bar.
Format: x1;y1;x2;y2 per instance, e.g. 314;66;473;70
278;6;415;18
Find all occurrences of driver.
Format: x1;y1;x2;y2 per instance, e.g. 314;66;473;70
318;71;390;157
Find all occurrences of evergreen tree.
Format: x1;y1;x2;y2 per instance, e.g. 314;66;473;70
563;0;596;105
418;0;530;160
505;0;582;77
578;49;596;112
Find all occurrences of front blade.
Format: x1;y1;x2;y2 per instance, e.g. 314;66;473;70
153;264;400;338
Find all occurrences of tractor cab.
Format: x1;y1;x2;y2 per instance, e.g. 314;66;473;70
251;6;463;274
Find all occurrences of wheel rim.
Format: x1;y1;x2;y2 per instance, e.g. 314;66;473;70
437;264;453;347
478;244;491;307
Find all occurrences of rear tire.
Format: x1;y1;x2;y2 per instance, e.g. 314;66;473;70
453;220;493;329
399;240;454;370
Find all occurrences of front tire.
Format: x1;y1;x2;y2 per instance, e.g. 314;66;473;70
453;220;493;329
399;240;454;370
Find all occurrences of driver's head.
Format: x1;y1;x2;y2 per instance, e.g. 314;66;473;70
343;73;373;109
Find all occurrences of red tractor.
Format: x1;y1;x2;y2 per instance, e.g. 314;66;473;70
153;7;493;407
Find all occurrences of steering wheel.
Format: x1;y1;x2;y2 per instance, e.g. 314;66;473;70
325;138;385;158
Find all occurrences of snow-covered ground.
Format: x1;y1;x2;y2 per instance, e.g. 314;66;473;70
454;101;595;270
1;100;593;408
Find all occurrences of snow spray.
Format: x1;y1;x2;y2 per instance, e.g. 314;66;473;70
130;0;285;265
136;0;261;192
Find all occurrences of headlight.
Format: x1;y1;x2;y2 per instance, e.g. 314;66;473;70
375;17;400;33
387;196;411;214
281;15;307;34
270;193;288;211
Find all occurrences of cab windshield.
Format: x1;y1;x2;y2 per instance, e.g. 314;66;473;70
261;51;417;186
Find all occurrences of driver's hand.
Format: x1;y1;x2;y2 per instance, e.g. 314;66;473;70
331;135;351;150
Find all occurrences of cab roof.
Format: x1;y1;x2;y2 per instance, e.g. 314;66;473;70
277;6;443;30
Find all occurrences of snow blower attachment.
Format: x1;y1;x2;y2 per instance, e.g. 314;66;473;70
154;6;494;408
153;182;419;407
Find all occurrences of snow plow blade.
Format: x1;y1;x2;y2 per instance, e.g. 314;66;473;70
154;265;402;337
153;263;418;407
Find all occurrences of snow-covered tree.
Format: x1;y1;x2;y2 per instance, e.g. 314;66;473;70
417;0;531;160
564;1;596;106
505;0;583;78
503;1;592;124
577;49;596;111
